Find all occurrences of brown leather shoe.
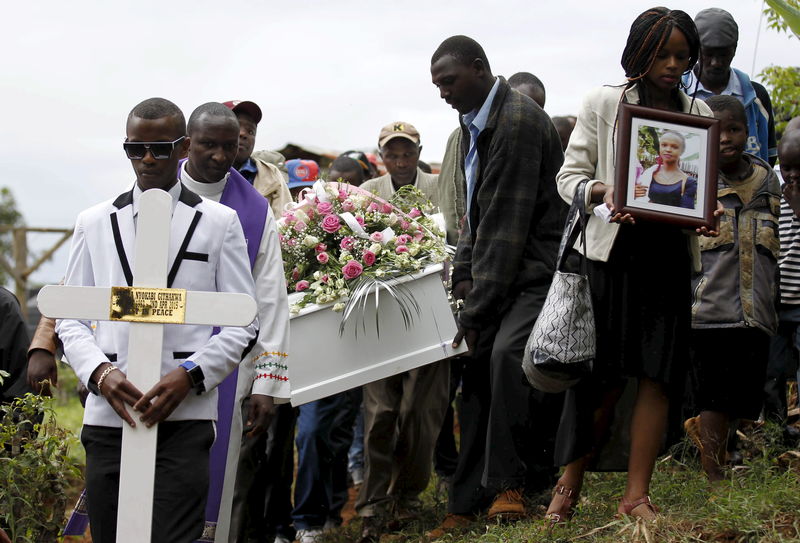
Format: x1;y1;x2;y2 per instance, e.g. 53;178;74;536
684;416;703;452
424;513;475;540
487;488;526;521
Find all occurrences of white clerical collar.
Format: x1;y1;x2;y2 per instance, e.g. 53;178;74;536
132;179;182;218
179;161;229;203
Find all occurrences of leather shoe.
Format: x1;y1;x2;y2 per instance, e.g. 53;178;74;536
487;488;526;521
424;513;475;540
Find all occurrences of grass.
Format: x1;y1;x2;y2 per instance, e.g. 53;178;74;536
323;422;800;543
45;373;800;543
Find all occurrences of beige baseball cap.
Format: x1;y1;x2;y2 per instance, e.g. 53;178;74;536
378;121;420;148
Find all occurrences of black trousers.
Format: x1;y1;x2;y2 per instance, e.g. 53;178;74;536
229;402;296;543
448;289;563;515
81;420;215;543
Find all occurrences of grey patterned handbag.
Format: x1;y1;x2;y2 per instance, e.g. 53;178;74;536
522;180;595;393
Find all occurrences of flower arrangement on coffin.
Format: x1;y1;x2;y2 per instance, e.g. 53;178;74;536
278;181;449;333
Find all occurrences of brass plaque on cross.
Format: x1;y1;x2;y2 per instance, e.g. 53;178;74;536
110;286;187;324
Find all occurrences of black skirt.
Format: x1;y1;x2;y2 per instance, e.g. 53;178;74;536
554;222;693;470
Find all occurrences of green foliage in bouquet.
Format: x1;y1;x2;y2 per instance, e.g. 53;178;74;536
278;183;448;318
0;394;81;542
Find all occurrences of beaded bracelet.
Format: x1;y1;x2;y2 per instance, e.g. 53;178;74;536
96;365;119;397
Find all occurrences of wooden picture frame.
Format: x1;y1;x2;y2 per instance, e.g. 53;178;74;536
614;102;719;229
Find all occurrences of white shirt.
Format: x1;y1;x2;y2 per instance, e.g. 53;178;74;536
181;164;291;400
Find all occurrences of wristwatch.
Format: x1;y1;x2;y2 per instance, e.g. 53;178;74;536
179;360;205;395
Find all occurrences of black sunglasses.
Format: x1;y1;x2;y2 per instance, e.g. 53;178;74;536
123;136;186;160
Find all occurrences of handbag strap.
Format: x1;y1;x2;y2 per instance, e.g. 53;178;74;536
555;180;590;274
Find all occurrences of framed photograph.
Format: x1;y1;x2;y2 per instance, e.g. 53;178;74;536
614;102;719;229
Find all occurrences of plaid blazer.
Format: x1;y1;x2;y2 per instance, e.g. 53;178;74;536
452;77;567;330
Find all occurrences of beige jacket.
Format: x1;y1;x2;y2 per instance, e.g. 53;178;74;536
360;168;440;208
251;155;292;217
438;128;466;245
556;84;712;268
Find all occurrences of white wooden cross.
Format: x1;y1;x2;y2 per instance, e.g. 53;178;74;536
37;189;257;543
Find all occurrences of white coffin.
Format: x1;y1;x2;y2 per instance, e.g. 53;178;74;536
288;263;466;405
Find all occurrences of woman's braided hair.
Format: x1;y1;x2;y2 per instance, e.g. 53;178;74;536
620;7;700;107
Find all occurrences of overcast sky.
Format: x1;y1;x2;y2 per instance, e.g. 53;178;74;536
3;0;797;285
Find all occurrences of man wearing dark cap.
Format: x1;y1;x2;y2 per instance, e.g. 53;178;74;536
684;7;777;165
360;122;440;206
223;100;293;215
355;121;449;543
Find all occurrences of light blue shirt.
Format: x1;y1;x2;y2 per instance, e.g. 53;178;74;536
685;69;743;101
462;77;500;224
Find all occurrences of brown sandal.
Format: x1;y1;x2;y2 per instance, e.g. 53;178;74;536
546;484;579;524
618;495;658;520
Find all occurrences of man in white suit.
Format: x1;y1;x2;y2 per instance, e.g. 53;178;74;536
56;97;258;543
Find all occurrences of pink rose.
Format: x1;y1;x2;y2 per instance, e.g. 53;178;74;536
395;245;409;254
409;208;422;218
362;250;376;267
340;236;355;250
291;267;300;280
278;233;285;242
370;232;384;243
400;220;410;230
381;203;393;214
295;280;310;292
294;221;307;232
316;201;333;214
355;215;365;227
317;252;329;264
367;202;379;212
306;208;315;220
396;234;412;245
315;243;327;253
282;212;296;223
321;274;329;283
321;214;341;233
413;231;424;242
339;189;349;200
342;260;363;280
342;199;356;212
287;238;297;247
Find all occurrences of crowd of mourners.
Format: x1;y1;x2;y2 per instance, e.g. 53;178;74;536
2;5;800;543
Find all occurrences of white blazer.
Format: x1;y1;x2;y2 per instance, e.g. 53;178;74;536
56;182;258;428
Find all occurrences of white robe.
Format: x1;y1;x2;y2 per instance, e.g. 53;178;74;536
180;165;290;543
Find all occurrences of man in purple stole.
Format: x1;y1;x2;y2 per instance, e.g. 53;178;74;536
179;103;290;543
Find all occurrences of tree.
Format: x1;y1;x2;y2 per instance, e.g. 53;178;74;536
764;0;800;38
760;0;800;138
758;66;800;137
0;188;23;286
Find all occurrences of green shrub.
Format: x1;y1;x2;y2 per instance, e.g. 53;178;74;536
0;393;81;542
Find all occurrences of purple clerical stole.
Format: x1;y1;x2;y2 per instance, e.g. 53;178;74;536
201;168;268;542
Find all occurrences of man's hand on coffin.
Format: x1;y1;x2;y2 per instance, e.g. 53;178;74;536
452;326;479;356
134;368;192;427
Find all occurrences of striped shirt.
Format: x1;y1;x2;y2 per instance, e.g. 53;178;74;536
779;197;800;304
